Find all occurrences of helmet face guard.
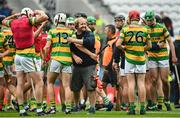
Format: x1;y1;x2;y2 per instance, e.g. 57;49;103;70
21;8;33;17
129;10;140;21
114;15;125;21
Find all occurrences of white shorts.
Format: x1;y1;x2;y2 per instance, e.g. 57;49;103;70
119;68;125;76
148;60;169;68
125;60;146;74
49;59;72;74
146;60;149;71
0;71;4;78
35;58;42;72
15;55;38;73
4;65;16;77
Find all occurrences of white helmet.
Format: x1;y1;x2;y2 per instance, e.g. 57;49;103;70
53;13;66;26
21;7;33;17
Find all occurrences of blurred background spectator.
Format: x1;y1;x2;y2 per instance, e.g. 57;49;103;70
95;12;105;34
0;0;13;16
160;11;174;37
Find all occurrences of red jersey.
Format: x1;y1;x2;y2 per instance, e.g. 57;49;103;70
10;16;35;49
40;33;51;62
35;33;44;53
33;26;51;62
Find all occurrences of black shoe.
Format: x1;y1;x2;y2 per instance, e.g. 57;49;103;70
146;104;158;111
19;112;30;117
36;111;46;116
128;109;135;115
146;105;150;111
12;100;19;112
46;107;56;114
105;102;114;111
71;105;80;112
174;104;180;108
120;104;128;111
157;105;162;111
64;109;71;114
88;107;95;114
61;104;66;112
24;105;30;111
140;108;146;115
128;105;136;115
79;103;86;110
164;102;172;111
95;104;105;110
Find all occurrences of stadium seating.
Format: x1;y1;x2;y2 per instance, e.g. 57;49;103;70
101;0;180;35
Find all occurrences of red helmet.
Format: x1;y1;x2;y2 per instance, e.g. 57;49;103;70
129;10;140;20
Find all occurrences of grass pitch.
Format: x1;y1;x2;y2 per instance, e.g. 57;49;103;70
0;108;180;118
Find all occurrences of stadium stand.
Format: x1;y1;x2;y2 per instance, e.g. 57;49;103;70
98;0;180;35
6;0;44;12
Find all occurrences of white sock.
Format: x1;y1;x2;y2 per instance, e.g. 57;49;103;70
36;108;43;113
80;99;85;104
20;109;26;114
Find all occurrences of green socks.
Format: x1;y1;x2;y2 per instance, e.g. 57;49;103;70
103;97;110;105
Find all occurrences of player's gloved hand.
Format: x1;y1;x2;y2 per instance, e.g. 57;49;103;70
151;43;160;50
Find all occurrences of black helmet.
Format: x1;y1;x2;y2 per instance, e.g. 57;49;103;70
74;12;87;19
114;14;125;20
0;15;6;25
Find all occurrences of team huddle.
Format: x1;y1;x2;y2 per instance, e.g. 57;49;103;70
0;7;177;116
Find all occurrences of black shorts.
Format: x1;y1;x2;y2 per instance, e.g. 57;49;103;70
120;55;125;69
70;65;97;92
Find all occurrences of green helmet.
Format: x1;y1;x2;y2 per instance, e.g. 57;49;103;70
145;10;155;20
87;16;96;23
66;17;75;24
